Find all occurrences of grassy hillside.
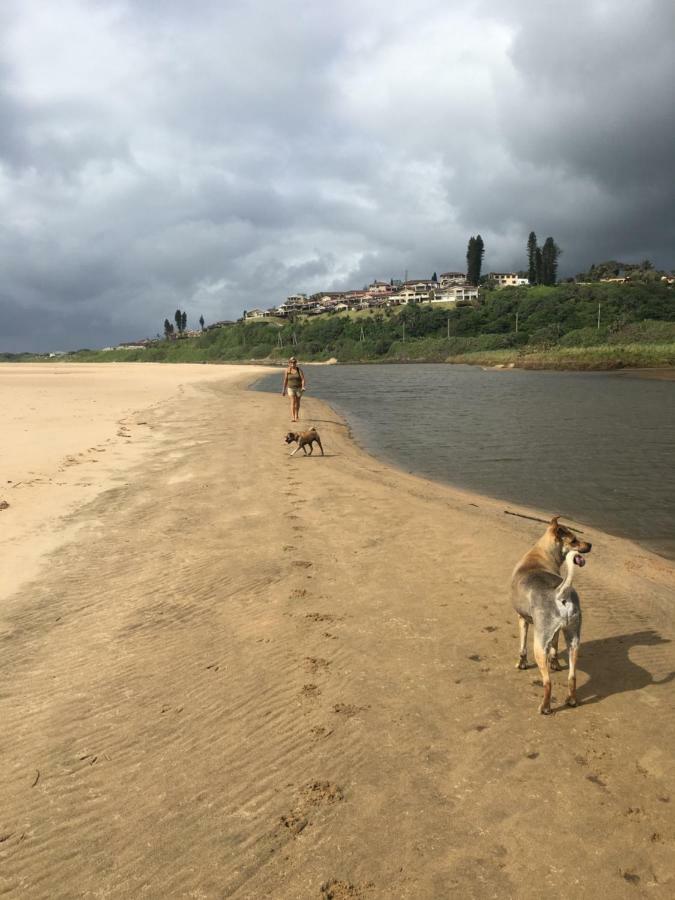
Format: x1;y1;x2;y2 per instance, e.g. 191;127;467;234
68;281;675;369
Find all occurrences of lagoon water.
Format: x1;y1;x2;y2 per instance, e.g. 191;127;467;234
254;364;675;559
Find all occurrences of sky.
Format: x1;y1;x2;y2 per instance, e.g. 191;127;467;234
1;0;673;352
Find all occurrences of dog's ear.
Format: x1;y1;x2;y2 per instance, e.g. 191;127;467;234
549;515;566;540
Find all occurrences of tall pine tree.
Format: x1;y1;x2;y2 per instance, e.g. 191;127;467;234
527;231;538;284
541;237;561;285
466;234;485;286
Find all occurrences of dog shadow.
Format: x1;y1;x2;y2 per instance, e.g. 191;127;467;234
574;629;675;706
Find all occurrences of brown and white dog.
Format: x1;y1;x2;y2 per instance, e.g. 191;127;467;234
511;517;592;714
285;427;324;457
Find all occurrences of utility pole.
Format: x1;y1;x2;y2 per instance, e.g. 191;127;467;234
402;321;406;342
597;301;601;330
515;310;519;334
278;332;283;349
447;318;450;339
359;325;365;342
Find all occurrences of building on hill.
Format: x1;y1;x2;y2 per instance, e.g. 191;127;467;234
430;284;479;305
439;271;466;287
366;281;394;294
244;308;267;319
488;273;529;287
394;280;435;304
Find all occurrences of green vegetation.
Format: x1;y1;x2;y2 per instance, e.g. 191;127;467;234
60;281;675;370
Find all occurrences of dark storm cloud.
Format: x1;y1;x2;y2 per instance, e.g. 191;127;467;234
0;0;673;352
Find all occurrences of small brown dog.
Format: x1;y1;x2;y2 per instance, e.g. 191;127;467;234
285;427;324;457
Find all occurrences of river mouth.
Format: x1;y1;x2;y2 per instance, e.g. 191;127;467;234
255;364;675;560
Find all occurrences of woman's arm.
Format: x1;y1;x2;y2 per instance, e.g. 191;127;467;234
299;367;306;389
282;370;288;395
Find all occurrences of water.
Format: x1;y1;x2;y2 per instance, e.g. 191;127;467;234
254;364;675;559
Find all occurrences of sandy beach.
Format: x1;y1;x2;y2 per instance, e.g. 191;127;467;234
1;362;674;899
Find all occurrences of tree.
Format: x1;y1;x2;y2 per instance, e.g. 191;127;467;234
181;310;187;332
535;247;543;285
163;318;174;339
174;309;182;334
527;231;538;284
432;271;438;283
466;234;484;286
541;237;561;285
199;314;205;330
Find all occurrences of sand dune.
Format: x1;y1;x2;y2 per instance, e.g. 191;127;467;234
1;364;674;898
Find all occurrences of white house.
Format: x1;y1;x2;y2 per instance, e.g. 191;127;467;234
439;271;466;287
488;273;529;287
431;284;479;304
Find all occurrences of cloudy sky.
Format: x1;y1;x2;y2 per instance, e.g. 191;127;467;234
1;0;673;351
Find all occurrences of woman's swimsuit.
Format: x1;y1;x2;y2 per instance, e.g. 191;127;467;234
287;369;302;390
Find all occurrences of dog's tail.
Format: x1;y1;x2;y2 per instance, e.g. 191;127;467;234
555;555;576;602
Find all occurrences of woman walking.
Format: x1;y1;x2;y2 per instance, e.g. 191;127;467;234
282;356;305;422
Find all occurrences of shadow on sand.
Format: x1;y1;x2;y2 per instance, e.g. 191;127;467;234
575;629;675;706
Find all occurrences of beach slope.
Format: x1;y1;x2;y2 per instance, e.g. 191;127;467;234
1;364;674;898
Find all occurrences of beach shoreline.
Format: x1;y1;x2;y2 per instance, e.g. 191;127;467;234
1;363;674;897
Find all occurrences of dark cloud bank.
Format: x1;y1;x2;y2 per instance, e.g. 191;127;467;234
1;0;673;351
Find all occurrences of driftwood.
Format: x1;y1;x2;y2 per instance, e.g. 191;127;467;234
504;509;585;533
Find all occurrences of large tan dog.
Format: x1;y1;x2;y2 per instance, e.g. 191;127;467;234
511;517;592;714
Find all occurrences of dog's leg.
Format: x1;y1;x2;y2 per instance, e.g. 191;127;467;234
307;442;313;455
302;444;308;455
564;630;580;707
548;631;562;671
317;439;324;456
290;445;300;456
516;616;529;669
533;638;552;715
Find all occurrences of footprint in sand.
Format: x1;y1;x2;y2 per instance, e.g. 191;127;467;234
280;781;345;837
292;560;313;568
302;683;321;699
305;657;330;675
321;879;374;900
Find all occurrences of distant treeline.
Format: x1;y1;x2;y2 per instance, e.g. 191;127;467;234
66;281;674;368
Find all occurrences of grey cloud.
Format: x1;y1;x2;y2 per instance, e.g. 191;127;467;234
0;0;673;352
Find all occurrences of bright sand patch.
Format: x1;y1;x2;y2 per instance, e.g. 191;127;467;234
0;363;674;898
0;362;268;605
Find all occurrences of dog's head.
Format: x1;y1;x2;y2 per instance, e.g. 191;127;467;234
285;432;299;445
548;516;592;567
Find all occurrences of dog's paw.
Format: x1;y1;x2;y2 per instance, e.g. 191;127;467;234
566;696;578;708
515;657;528;670
549;657;563;672
539;704;552;716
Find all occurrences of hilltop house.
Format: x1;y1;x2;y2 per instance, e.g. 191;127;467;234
431;284;479;304
439;271;467;287
488;273;529;287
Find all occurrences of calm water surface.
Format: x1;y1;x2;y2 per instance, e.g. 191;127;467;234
255;365;675;559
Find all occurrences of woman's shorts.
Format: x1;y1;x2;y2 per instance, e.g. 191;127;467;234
288;388;304;398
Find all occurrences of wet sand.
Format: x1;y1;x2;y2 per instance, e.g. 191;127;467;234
1;363;674;898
